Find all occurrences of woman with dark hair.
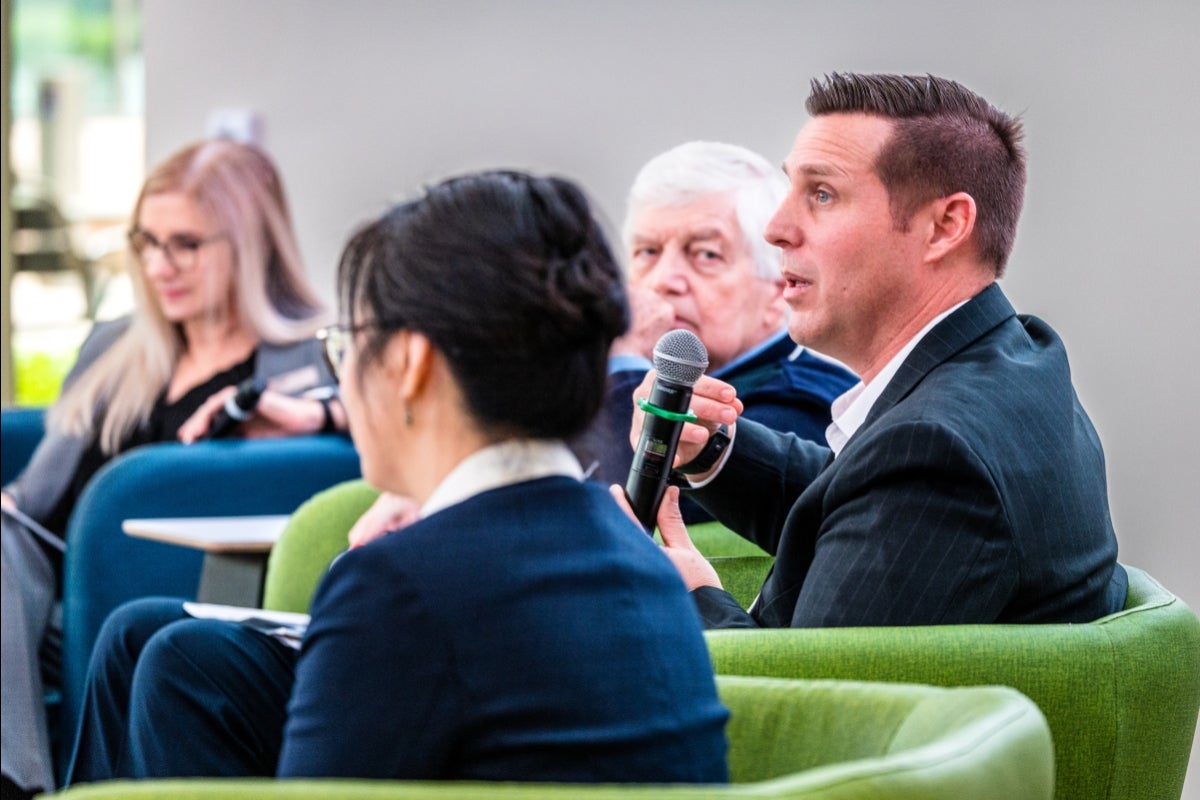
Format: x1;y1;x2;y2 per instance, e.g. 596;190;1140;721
65;171;729;786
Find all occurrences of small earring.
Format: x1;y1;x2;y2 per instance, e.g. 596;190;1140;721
404;404;414;428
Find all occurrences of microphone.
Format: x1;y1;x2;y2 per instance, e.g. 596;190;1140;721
624;330;708;531
202;377;265;440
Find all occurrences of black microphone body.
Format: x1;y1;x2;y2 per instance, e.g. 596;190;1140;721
202;377;265;440
625;330;708;531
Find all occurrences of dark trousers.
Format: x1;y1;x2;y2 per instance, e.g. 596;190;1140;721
65;597;298;783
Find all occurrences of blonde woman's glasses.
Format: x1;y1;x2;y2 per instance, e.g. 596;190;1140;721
128;228;226;271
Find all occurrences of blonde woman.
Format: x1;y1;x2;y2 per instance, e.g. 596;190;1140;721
1;139;339;799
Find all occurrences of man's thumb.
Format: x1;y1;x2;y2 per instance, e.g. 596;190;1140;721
656;486;695;551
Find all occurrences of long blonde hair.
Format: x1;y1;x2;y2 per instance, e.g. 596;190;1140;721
48;139;329;453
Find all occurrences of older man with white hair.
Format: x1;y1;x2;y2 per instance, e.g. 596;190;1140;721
576;141;856;498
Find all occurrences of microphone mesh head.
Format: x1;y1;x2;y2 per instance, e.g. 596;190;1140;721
652;330;708;386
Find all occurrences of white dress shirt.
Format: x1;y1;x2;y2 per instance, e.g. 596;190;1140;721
825;302;966;456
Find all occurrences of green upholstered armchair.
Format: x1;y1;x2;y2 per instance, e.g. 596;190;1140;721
45;675;1055;800
706;565;1200;800
662;520;1200;800
249;480;1199;800
261;479;381;613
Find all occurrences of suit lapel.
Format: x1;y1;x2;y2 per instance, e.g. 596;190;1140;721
756;285;1019;626
862;282;1016;430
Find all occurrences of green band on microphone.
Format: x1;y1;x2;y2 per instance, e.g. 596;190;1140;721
637;397;698;424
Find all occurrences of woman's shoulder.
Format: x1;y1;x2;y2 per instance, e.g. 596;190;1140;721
59;316;134;391
78;316;132;359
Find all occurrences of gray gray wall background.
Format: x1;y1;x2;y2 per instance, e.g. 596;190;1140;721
144;1;1199;792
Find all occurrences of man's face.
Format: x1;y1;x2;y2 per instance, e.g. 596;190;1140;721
765;112;928;376
626;192;784;371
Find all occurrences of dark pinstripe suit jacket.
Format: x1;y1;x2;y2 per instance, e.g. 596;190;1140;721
690;283;1127;629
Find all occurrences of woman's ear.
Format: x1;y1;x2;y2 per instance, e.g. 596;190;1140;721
399;331;434;403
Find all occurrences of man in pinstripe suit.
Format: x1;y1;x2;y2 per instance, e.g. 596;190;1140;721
621;72;1127;629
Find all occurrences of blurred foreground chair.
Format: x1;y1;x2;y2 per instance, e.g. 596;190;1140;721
46;674;1054;800
1;408;362;782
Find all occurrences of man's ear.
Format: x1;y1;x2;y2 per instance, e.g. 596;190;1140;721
925;192;977;263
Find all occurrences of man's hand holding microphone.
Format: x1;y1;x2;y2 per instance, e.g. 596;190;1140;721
609;330;743;591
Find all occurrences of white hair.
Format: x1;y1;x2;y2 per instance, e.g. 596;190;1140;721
622;141;787;280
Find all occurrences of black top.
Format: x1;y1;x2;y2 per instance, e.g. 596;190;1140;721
43;352;257;542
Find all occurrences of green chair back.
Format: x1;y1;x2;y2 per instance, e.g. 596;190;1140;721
262;480;380;613
707;556;773;609
682;520;769;557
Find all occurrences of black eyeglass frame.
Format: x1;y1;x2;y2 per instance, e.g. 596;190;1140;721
127;228;227;271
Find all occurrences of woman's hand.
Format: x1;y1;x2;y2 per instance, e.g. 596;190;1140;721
177;384;240;444
628;372;742;471
348;492;421;548
251;391;344;437
178;387;343;444
608;484;722;591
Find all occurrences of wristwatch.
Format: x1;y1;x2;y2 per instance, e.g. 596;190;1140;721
675;423;732;475
317;396;338;433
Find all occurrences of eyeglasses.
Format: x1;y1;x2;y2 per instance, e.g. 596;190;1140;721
316;324;374;380
317;321;407;380
128;228;227;271
317;325;351;379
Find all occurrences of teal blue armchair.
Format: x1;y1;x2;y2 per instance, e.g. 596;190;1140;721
1;407;362;782
1;406;46;485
